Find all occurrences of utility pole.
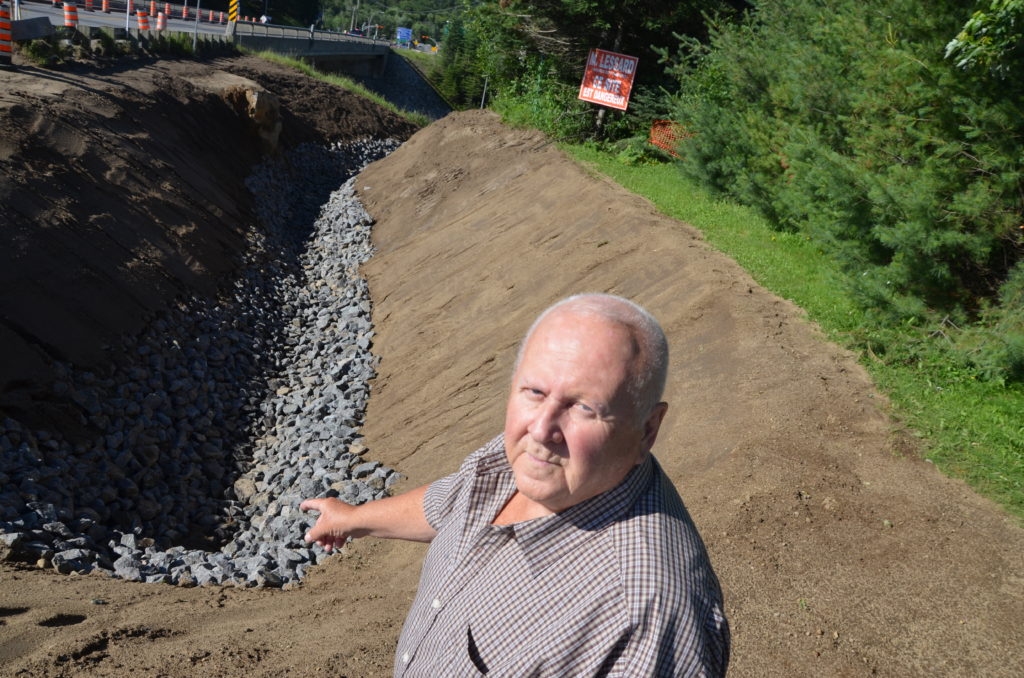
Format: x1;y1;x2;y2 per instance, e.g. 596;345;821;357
349;0;359;32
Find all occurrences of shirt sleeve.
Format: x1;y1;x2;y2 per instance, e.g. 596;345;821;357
421;434;504;531
609;593;730;677
422;467;463;531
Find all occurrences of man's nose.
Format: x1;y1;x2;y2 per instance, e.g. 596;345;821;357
529;402;564;445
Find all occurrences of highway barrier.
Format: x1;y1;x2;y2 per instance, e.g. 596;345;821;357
10;2;389;61
63;1;78;27
0;0;12;69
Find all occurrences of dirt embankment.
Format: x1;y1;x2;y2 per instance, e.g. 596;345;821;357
1;61;1022;677
0;55;416;428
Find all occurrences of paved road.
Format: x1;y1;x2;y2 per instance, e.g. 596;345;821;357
15;0;235;36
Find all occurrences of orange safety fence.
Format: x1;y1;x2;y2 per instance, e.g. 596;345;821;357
648;120;693;158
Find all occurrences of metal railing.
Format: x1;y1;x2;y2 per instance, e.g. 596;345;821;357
232;21;388;45
14;0;390;45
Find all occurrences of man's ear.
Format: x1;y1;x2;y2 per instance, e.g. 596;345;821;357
640;402;668;453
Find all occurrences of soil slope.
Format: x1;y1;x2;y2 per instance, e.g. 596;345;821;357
0;54;416;427
1;65;1023;677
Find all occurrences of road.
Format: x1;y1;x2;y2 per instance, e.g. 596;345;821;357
15;0;235;36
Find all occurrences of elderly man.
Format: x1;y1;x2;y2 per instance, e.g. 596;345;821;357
301;294;729;676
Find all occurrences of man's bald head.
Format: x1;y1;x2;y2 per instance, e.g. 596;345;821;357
515;294;669;420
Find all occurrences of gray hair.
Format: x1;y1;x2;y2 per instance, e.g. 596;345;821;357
514;294;669;419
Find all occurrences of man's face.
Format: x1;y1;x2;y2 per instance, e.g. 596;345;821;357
503;310;662;516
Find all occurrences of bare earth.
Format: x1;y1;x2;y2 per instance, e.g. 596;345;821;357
1;57;1023;677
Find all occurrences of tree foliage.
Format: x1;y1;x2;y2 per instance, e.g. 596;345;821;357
319;0;457;39
946;0;1024;78
667;0;1024;381
430;1;745;136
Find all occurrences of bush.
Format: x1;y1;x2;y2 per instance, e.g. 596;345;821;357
667;0;1024;381
491;56;595;140
958;262;1024;383
18;38;70;67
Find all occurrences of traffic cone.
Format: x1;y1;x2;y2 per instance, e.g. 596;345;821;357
0;0;13;70
102;0;109;12
63;2;79;27
156;11;165;31
136;10;149;30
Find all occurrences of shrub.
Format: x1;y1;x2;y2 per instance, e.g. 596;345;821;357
667;0;1024;381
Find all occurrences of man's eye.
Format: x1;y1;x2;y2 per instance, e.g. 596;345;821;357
575;402;595;415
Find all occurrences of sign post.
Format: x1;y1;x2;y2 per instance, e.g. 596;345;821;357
192;0;200;51
577;48;638;111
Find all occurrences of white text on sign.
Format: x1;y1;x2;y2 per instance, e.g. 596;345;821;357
578;48;639;111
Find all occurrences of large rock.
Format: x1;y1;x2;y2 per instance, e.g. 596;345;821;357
0;532;23;561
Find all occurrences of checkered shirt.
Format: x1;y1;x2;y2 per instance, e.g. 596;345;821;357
393;435;729;677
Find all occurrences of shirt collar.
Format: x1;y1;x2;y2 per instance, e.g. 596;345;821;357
507;453;654;575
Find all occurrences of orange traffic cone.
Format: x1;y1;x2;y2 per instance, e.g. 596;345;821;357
0;0;13;69
63;2;79;27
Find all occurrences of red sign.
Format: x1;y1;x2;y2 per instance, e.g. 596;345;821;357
578;48;639;111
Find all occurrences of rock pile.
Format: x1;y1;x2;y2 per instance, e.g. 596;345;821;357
0;139;402;587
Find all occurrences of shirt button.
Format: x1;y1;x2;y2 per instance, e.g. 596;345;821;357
431;598;442;609
401;652;410;664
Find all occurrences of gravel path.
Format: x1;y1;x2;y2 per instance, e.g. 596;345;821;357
0;139;400;587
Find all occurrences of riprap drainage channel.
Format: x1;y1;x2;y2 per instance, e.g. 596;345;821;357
0;139;402;587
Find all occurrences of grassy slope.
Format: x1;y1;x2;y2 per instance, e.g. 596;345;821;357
566;145;1024;521
397;48;441;76
250;50;430;127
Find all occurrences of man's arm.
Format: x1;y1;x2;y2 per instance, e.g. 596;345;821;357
300;484;437;551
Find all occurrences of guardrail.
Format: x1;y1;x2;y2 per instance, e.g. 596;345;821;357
233;21;388;46
16;0;229;24
13;0;390;45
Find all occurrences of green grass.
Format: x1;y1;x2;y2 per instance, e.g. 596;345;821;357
249;50;430;127
398;48;441;77
566;143;1024;521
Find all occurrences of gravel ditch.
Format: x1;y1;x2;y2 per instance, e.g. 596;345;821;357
0;139;401;587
